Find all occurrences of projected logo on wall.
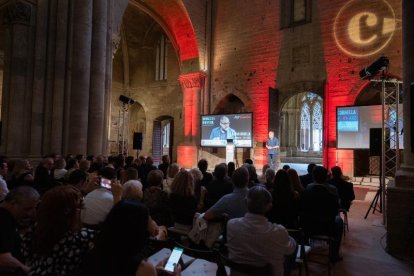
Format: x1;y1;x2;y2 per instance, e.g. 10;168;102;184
334;0;397;57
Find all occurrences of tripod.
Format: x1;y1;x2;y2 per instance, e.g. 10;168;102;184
364;187;382;219
364;156;383;219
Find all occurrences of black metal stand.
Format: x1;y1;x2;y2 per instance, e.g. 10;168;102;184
364;187;382;219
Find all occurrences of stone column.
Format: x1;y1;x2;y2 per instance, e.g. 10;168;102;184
177;72;206;168
87;0;108;155
386;0;414;259
50;0;71;154
1;1;34;157
67;0;93;154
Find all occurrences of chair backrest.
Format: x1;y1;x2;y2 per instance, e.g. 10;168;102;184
219;253;272;276
287;228;306;259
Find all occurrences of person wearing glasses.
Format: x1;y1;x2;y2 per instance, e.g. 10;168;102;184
209;116;237;140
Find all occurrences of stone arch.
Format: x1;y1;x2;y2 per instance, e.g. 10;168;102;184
213;93;248;114
114;0;200;67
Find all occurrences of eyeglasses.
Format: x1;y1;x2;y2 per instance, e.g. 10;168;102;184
220;122;230;125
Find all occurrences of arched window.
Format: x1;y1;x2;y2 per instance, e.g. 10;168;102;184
299;92;323;152
155;34;168;81
300;103;310;151
312;101;323;151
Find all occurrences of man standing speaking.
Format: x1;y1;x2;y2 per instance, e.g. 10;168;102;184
266;131;279;170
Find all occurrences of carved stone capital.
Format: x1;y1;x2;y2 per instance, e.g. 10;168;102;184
178;72;207;89
3;1;31;25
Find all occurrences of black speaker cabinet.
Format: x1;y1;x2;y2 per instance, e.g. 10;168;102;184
369;128;382;156
370;128;390;156
133;132;143;150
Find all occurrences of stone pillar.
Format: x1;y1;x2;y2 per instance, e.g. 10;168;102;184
177;72;206;168
1;1;35;157
87;0;108;155
386;0;414;259
49;0;71;154
67;0;93;154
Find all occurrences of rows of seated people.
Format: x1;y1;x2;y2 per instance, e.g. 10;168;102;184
0;154;355;275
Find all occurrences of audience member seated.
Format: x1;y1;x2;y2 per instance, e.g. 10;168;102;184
244;164;259;188
190;168;207;212
287;168;304;196
163;163;179;194
67;169;90;195
258;164;270;183
158;155;170;179
0;186;39;273
244;158;253;165
227;186;296;276
122;179;143;202
7;159;34;190
81;167;122;227
141;157;157;188
329;166;355;211
227;162;235;178
0;159;9;201
79;159;91;174
169;170;199;231
299;163;316;189
300;166;343;262
64;158;79;182
282;164;290;171
21;186;96;275
204;163;233;210
143;170;172;227
122;180;167;241
53;158;67;183
33;157;55;195
204;167;249;221
266;169;299;229
122;167;141;185
264;168;275;190
197;159;213;187
79;200;179;276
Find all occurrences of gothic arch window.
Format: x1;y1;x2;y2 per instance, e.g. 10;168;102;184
300;103;310;151
299;92;323;152
155;34;168;81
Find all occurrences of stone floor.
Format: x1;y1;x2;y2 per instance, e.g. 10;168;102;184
293;188;414;276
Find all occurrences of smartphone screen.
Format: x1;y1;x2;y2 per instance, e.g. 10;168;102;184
100;178;111;189
164;247;184;273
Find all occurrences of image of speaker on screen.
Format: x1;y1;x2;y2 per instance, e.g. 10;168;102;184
209;116;237;140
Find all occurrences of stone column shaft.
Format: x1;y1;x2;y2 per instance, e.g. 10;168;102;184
1;1;34;157
87;0;108;155
50;0;70;153
68;0;93;154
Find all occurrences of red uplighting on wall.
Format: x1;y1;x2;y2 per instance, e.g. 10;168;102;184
148;0;199;62
177;145;197;168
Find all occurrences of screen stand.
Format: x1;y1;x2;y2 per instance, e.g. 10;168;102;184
226;140;235;164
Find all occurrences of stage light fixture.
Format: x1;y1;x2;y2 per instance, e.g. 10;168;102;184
359;56;389;80
119;95;136;105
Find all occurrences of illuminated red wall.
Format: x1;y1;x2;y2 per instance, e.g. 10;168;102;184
319;0;402;174
210;0;281;168
145;0;199;62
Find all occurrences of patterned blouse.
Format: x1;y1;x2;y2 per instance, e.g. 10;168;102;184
21;228;96;276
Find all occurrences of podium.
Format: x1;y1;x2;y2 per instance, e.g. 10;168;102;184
225;139;235;164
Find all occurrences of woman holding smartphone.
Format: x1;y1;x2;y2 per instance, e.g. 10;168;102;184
79;200;180;276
